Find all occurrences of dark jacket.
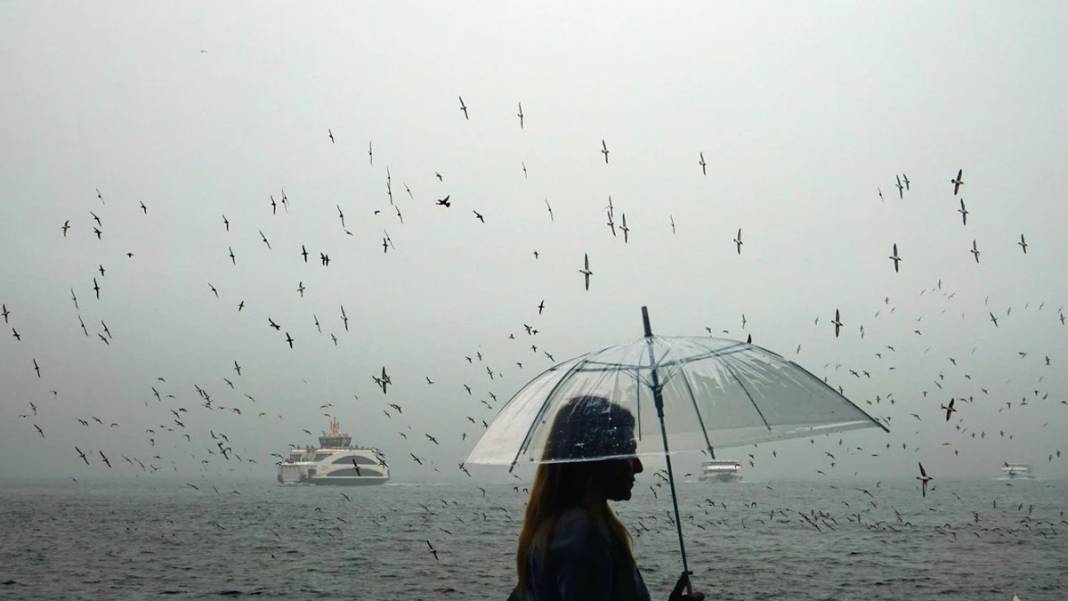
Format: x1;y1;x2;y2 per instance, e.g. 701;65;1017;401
517;507;651;601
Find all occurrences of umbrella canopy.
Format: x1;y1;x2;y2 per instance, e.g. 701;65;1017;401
467;335;888;467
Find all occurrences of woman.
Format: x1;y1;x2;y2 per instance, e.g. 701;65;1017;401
513;395;704;601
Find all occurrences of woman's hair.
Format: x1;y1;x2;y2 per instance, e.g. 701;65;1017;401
515;395;637;594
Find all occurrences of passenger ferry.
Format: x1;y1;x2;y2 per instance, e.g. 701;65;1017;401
997;463;1035;481
699;460;742;483
277;418;389;486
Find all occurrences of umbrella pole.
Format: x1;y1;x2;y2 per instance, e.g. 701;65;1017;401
641;307;691;586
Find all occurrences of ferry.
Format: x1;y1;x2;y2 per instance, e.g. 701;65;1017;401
699;460;742;483
997;463;1035;481
277;417;389;485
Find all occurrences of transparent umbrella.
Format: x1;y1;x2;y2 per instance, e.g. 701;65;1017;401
467;307;888;581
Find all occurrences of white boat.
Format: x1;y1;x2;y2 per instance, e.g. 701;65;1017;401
699;460;742;482
277;418;389;486
997;463;1035;481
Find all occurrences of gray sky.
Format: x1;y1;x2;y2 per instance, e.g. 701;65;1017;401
2;2;1067;483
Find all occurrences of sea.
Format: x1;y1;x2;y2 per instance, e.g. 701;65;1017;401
0;477;1064;601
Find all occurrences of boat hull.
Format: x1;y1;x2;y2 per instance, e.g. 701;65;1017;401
305;477;389;486
700;472;742;483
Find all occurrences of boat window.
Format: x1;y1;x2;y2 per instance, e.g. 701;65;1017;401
332;455;377;465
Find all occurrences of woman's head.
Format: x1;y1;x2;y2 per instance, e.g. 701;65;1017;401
541;395;642;500
516;396;643;592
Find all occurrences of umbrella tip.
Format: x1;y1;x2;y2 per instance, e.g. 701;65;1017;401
641;306;653;337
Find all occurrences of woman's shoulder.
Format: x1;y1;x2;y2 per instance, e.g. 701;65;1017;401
550;506;612;551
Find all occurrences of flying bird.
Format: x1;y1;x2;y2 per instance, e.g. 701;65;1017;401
458;96;468;120
832;309;844;338
889;243;901;272
733;229;743;255
579;254;593;291
970;240;980;264
958;199;968;225
600;139;609;164
895;175;904;199
698;152;707;175
516;102;524;129
1018;233;1028;254
917;463;932;497
328;129;334;143
950;169;964;195
941;398;957;421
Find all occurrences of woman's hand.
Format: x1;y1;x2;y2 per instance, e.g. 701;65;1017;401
668;571;705;601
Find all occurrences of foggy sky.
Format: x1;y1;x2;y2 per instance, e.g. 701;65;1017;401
2;2;1067;484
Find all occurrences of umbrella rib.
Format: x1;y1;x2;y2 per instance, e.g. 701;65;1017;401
678;367;716;459
508;358;588;470
719;355;773;432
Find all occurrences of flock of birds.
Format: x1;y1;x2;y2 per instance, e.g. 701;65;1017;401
4;96;1066;599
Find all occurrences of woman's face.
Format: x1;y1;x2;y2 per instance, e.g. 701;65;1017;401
591;431;642;501
599;455;644;501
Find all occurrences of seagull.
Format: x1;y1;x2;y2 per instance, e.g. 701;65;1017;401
895;175;904;199
75;447;89;465
99;450;112;468
140;200;147;214
537;300;545;315
521;162;528;178
889;243;901;272
670;214;676;235
222;215;230;231
517;102;524;129
340;305;349;332
698;152;707;175
61;220;70;236
600;139;609;164
228;246;236;265
93;278;101;300
733;229;743;255
426;539;439;561
620;213;629;243
473;210;485;223
544;198;554;222
300;244;309;262
328;129;334;143
917;462;932;497
1018;233;1028;254
284;332;293;349
970;240;980;264
958;199;968;225
877;188;884;202
902;173;910;190
436;195;451;208
832;309;844;338
259;230;271;249
941;398;957;421
579;254;593;291
989;312;998;327
234;361;242;376
950;169;964;195
1;304;8;324
458;96;468;120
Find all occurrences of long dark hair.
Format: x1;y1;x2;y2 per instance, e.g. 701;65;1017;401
515;395;637;594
